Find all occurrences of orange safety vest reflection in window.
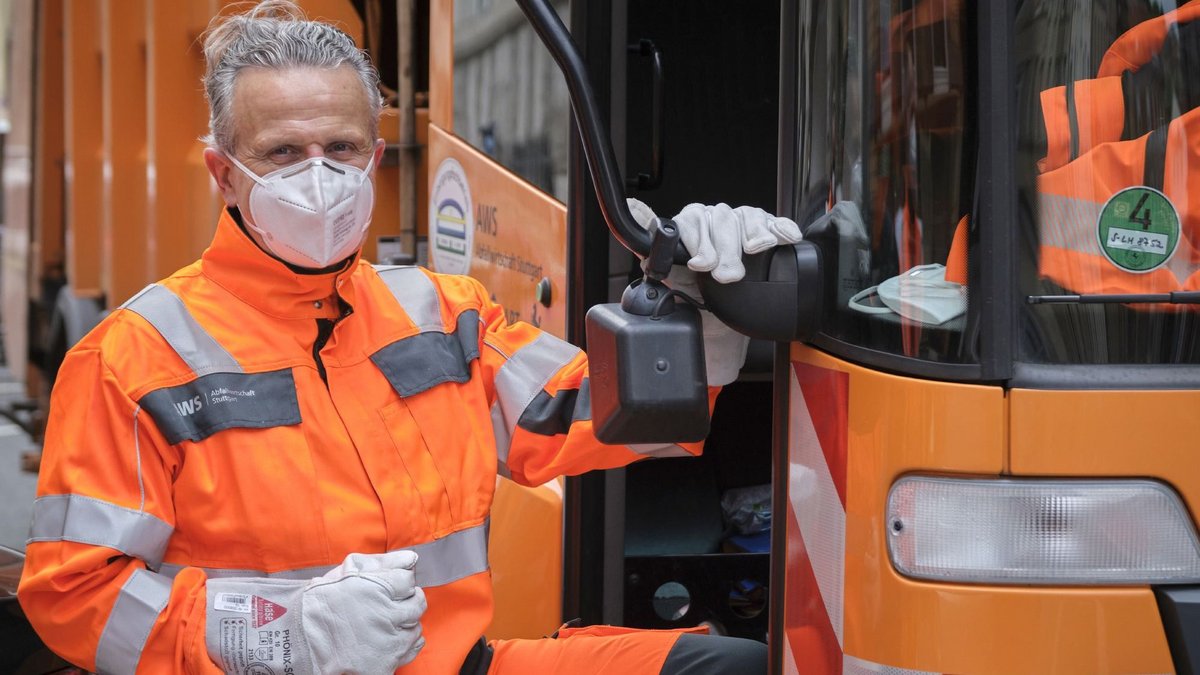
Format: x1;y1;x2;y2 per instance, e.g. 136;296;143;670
1037;109;1200;298
1039;1;1200;173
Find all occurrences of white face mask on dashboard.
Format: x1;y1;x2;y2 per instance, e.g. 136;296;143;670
847;263;967;326
227;153;376;269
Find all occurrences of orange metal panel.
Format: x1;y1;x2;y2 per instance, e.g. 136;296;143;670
102;0;151;309
63;0;105;298
786;346;1175;673
146;0;221;280
852;581;1170;674
486;477;564;640
364;108;402;264
32;0;65;290
416;106;429;240
2;0;36;382
429;0;453;129
1011;387;1200;533
427;124;568;339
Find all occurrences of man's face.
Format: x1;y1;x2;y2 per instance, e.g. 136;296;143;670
204;65;384;246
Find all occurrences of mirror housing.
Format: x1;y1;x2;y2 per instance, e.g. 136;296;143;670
700;240;824;343
585;219;710;445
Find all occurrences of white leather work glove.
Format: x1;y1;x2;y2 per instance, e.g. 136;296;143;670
627;198;802;386
629;198;804;283
205;550;427;675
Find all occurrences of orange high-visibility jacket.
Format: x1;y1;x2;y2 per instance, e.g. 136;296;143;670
1037;108;1200;296
1039;1;1200;172
18;210;708;674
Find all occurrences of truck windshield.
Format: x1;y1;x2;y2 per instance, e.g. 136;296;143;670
1016;1;1200;364
793;0;977;364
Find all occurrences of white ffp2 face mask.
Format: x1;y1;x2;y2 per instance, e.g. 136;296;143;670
847;263;967;326
227;153;376;268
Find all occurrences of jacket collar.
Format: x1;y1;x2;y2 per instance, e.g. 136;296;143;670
200;208;358;320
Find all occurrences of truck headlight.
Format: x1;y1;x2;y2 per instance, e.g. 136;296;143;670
886;476;1200;584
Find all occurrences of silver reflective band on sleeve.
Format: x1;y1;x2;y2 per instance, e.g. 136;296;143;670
159;561;333;582
121;284;242;377
490;334;582;463
410;521;490;587
374;265;444;331
158;521;490;588
628;443;693;458
95;568;173;675
28;494;173;569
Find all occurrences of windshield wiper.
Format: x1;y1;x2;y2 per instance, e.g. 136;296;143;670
1027;291;1200;305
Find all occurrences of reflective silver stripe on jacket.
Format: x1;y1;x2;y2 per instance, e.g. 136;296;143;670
158;520;490;589
517;378;592;436
121;284;242;377
374;265;444;330
489;334;583;464
27;494;173;569
123;284;301;444
94;568;172;675
372;311;481;397
628;442;693;458
1038;192;1200;281
371;265;483;397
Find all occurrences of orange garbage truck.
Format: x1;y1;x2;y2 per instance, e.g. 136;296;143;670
4;0;1200;672
477;0;1200;672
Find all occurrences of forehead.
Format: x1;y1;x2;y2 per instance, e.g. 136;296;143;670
230;66;373;148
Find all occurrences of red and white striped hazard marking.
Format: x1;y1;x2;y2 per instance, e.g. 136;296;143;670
783;362;930;675
784;362;849;675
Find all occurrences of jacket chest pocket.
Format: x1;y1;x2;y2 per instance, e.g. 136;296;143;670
379;383;496;535
370;315;495;532
143;370;331;567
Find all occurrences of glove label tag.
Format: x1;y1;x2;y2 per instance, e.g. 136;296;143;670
214;592;252;613
214;593;289;628
218;617;294;675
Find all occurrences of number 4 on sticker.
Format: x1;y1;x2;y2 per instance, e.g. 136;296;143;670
1128;192;1153;230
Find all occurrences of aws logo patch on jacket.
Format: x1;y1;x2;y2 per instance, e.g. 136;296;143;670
118;283;304;444
142;370;301;444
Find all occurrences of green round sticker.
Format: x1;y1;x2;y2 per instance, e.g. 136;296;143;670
1096;186;1180;273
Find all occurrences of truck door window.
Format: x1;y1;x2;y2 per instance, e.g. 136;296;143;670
1016;0;1200;364
795;0;977;364
452;0;572;202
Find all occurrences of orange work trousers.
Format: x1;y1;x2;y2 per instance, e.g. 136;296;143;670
486;625;767;674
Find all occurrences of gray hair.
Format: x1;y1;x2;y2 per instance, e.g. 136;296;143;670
201;0;383;152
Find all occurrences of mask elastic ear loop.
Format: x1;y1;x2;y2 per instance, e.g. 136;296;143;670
221;152;275;242
356;149;379;184
222;152;273;187
847;285;894;315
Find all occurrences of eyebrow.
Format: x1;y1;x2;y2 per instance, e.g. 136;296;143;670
252;131;370;152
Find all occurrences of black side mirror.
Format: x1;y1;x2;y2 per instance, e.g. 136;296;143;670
516;0;824;443
700;241;823;342
586;219;709;444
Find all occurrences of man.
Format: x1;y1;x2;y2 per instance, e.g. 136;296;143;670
18;2;802;673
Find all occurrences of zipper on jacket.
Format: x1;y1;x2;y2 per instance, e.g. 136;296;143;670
312;299;353;386
313;318;335;385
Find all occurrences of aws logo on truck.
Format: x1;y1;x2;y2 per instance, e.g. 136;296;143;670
430;158;474;275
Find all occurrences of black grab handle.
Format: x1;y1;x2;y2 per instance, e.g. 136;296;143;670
514;0;689;265
626;39;665;191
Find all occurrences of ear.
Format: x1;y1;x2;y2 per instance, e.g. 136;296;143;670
372;138;386;171
204;148;240;207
